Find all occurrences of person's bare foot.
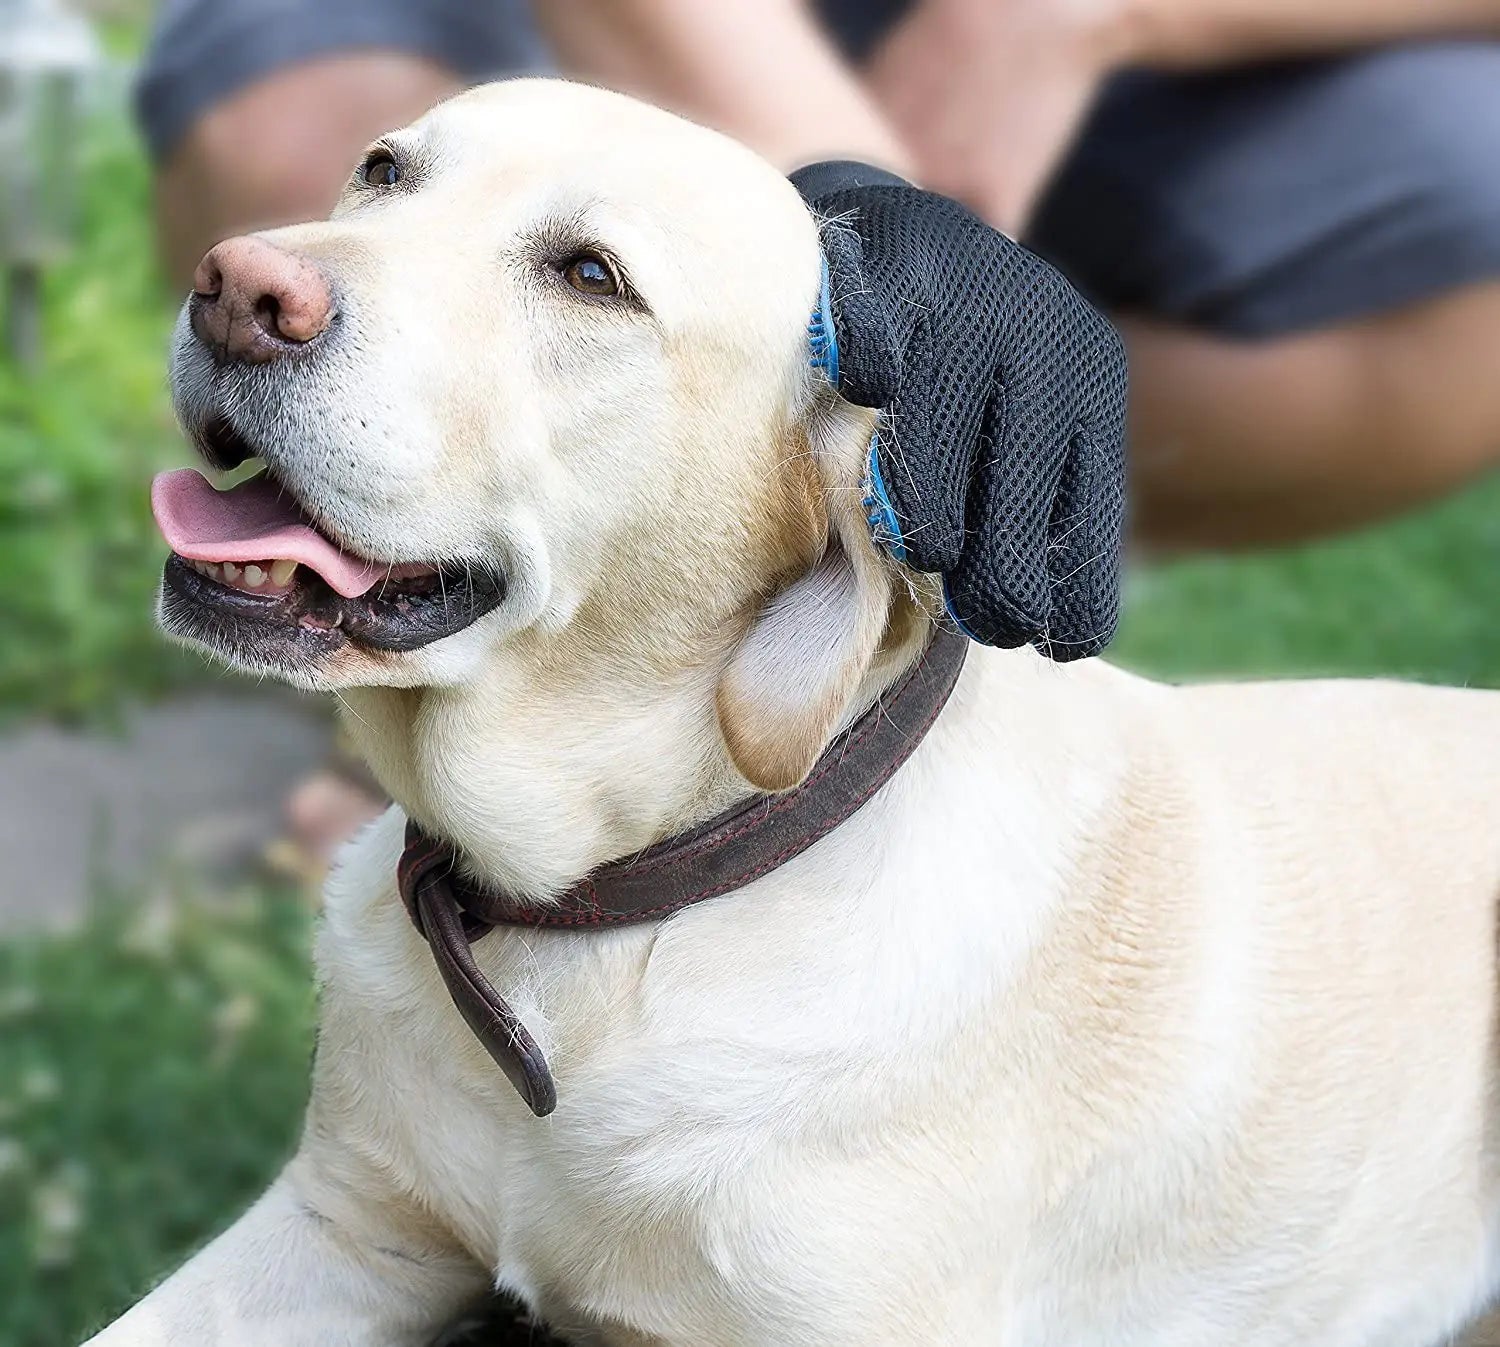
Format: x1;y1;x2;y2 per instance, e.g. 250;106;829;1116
267;768;387;887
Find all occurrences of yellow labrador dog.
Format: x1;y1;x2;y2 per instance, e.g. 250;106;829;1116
90;78;1500;1347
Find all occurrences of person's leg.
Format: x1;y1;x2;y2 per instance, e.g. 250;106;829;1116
1122;282;1500;549
1025;42;1500;551
154;53;465;288
136;0;548;286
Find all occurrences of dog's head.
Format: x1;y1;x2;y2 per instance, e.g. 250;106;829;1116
155;79;933;812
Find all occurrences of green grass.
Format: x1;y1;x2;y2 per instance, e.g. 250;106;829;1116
1115;475;1500;690
0;93;194;728
0;887;314;1347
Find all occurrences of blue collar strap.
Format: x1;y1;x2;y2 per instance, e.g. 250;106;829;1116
862;432;907;565
807;254;906;566
807;254;840;387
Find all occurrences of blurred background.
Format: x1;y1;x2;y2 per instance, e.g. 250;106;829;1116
3;2;1500;1344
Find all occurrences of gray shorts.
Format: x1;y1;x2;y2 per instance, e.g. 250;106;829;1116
136;0;1500;338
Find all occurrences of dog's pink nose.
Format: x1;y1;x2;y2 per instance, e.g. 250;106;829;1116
189;237;334;363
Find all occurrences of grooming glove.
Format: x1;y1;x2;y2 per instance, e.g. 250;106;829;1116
792;160;1128;658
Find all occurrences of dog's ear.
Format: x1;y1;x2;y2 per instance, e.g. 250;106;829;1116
716;410;895;792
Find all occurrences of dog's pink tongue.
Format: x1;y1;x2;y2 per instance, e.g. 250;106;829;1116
151;469;383;598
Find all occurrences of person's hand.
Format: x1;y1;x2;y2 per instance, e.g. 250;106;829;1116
865;0;1133;235
792;162;1128;657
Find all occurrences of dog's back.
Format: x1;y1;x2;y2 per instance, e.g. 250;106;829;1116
1013;669;1500;1345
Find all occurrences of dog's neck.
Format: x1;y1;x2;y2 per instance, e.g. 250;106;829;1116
338;606;934;900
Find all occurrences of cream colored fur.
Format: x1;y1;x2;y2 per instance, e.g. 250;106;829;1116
89;79;1500;1347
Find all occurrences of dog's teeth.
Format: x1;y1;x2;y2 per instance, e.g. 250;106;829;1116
268;559;297;586
222;562;241;582
243;564;266;588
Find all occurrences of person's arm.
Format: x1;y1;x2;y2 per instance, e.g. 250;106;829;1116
533;0;913;175
1127;0;1500;68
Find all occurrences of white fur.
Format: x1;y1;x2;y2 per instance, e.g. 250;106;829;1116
91;80;1500;1346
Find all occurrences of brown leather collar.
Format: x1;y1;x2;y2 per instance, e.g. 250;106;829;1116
397;627;967;1117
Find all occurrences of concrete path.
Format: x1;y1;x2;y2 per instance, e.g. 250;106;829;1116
0;692;335;932
1468;1310;1500;1345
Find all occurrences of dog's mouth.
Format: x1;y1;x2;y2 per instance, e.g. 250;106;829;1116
151;441;505;666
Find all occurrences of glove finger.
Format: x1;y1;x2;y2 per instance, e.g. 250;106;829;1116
1041;307;1128;657
868;315;981;575
789;159;910;199
817;206;904;408
1039;425;1127;659
939;392;1063;647
942;543;1048;650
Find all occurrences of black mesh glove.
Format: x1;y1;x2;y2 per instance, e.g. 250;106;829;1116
791;160;1128;658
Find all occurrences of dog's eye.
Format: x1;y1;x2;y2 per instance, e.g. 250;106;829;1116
562;253;619;297
360;152;400;189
